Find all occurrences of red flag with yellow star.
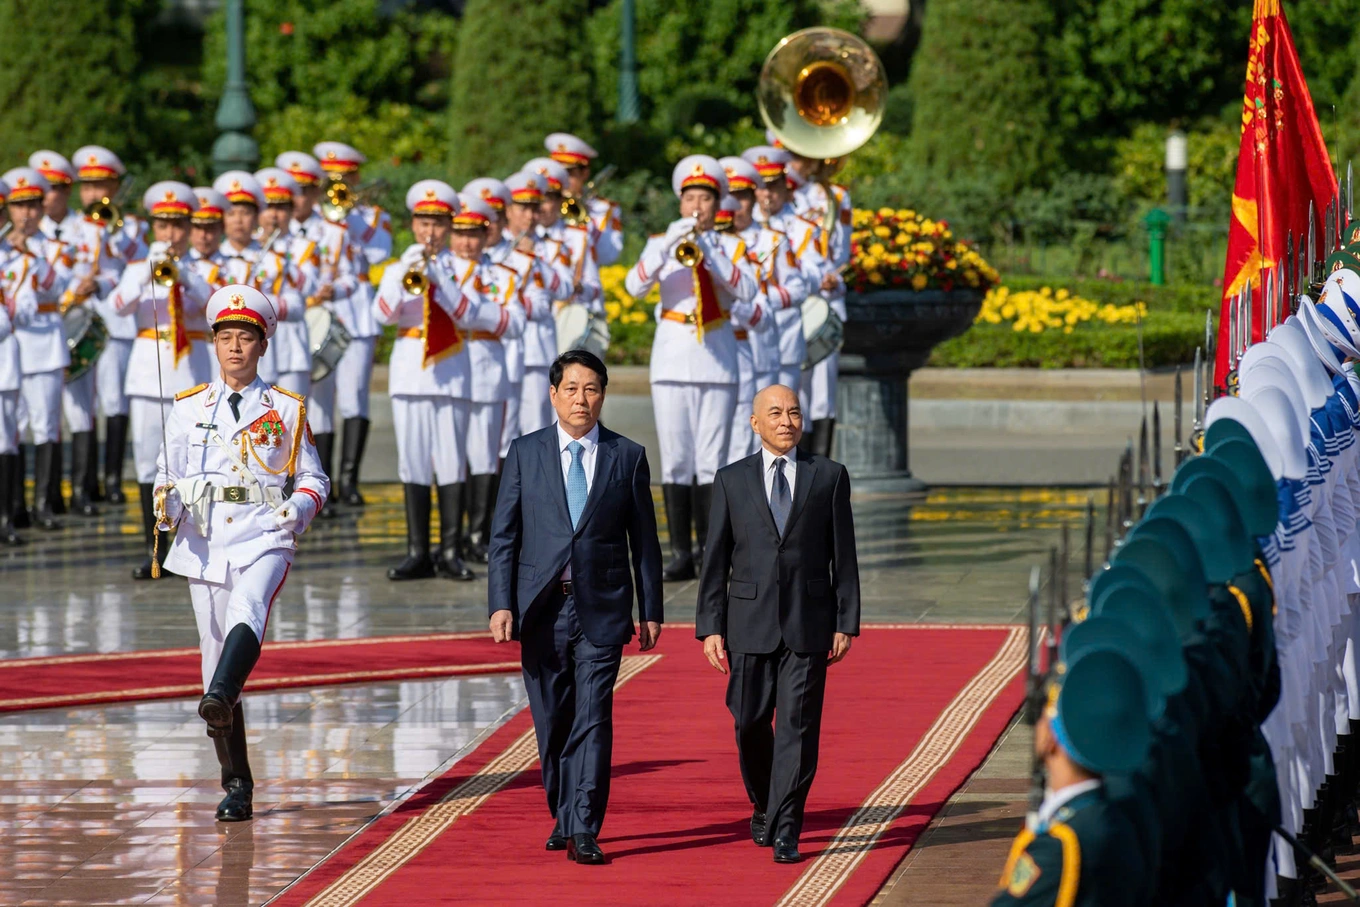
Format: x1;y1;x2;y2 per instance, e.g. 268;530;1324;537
1215;0;1336;385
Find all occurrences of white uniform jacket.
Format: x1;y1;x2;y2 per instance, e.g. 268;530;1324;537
186;249;226;290
66;217;144;341
0;242;39;392
299;212;375;339
8;237;69;375
486;240;555;383
466;257;528;404
219;238;312;375
110;258;214;398
373;247;512;399
795;182;853;269
156;378;330;584
348;204;393;269
626;227;758;385
588;196;623;267
543;221;602;313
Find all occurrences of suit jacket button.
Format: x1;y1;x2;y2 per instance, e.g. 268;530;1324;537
226;517;233;524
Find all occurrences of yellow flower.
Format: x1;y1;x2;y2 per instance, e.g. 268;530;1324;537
868;243;886;257
873;225;891;238
911;273;928;290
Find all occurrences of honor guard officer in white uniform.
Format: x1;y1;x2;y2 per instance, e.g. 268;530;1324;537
458;185;532;563
2;168;71;530
469;178;524;470
187;187;228;286
507;170;573;435
625;155;759;581
109;181;216;579
720;156;806;463
311;142;382;510
255;167;317;399
374;181;513;582
0;177;39;546
788;161;850;457
155;284;330;822
278;150;361;514
545;132;623;267
526;157;603;318
743;146;829;395
74;146;146;505
30;152;81;242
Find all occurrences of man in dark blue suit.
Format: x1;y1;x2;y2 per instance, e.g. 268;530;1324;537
488;350;664;865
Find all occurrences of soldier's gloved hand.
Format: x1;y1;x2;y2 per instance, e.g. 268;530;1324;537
665;218;698;251
148;241;171;263
400;244;431;268
273;500;304;532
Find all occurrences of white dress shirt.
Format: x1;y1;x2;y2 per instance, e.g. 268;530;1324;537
1034;779;1103;830
557;421;601;580
761;444;797;502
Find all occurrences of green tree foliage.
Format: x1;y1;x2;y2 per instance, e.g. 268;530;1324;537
904;0;1060;199
446;0;595;182
0;0;140;164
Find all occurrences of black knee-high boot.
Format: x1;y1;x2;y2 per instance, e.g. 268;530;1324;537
313;432;337;518
388;484;435;580
70;431;99;516
11;445;29;528
0;453;19;546
811;418;836;459
662;483;695;582
103;415;128;504
46;440;65;516
31;443;60;529
131;482;167;580
199;624;262;737
212;701;254;821
464;473;495;563
339;417;369;506
694;482;713;565
435;483;475;581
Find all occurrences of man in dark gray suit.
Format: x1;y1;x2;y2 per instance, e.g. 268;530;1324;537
697;383;860;864
488;350;664;865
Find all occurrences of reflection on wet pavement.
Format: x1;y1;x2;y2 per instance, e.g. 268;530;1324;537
0;484;1085;904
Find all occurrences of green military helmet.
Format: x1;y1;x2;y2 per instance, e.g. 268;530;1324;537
1050;648;1155;775
1060;615;1169;720
1204;416;1253;450
1206;438;1280;536
1114;520;1210;638
1085;562;1160;623
1090;581;1187;700
1327;247;1360;276
1171;453;1275;538
1145;485;1253;583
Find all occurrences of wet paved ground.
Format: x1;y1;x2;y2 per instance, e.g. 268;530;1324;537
0;483;1085;905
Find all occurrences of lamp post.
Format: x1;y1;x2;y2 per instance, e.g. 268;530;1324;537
617;0;640;125
212;0;259;177
1165;130;1187;224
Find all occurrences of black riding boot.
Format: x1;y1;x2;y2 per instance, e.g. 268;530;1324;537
0;453;20;546
47;440;65;516
212;702;254;821
435;483;475;581
388;484;435;580
313;432;338;518
199;624;261;737
693;483;713;566
70;431;99;516
339;417;369;506
131;482;168;580
811;418;836;459
662;483;695;582
464;473;494;563
31;443;60;530
11;445;29;528
103;414;128;504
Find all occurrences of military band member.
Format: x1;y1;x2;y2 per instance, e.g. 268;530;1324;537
0;177;38;545
457;187;528;563
507;170;573;435
156;284;330;822
545;132;623;267
743;147;828;396
188;187;228;285
311;142;381;509
526;157;603;317
788;161;850;457
471;178;525;473
2;168;71;530
30;151;81;243
255;168;317;400
374;181;513;581
720;157;806;464
109;181;215;579
624;155;758;581
75;146;145;505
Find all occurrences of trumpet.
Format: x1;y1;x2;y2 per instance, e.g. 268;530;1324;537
674;228;703;268
85;197;123;230
560;164;617;227
402;246;436;295
321;177;354;224
151;257;180;288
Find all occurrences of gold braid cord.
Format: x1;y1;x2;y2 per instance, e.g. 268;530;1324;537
150;485;172;579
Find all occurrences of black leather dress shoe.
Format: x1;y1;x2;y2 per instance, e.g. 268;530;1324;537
545;821;567;851
566;833;605;864
216;779;253;822
772;838;802;864
751;810;769;846
198;691;234;737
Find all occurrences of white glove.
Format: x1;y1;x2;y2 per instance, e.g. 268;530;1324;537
258;499;302;533
401;244;432;268
665;218;698;250
148;240;171;263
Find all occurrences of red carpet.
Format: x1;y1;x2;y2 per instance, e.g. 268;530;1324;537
273;624;1026;907
0;632;521;712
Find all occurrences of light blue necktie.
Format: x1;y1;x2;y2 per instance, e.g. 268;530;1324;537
567;441;587;529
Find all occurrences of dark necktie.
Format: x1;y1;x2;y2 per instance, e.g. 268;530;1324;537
769;456;791;537
228;392;242;422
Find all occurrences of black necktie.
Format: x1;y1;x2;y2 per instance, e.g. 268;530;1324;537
228;392;242;422
769;457;791;537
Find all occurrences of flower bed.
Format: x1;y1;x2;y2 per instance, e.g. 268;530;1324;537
847;208;1000;293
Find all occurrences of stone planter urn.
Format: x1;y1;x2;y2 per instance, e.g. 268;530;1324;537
831;288;984;492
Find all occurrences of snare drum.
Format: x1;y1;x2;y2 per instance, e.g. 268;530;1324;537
306;306;352;382
555;303;611;359
801;294;844;368
64;305;108;382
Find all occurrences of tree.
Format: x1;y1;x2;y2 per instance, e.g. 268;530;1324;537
446;0;595;182
904;0;1060;198
0;0;139;164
